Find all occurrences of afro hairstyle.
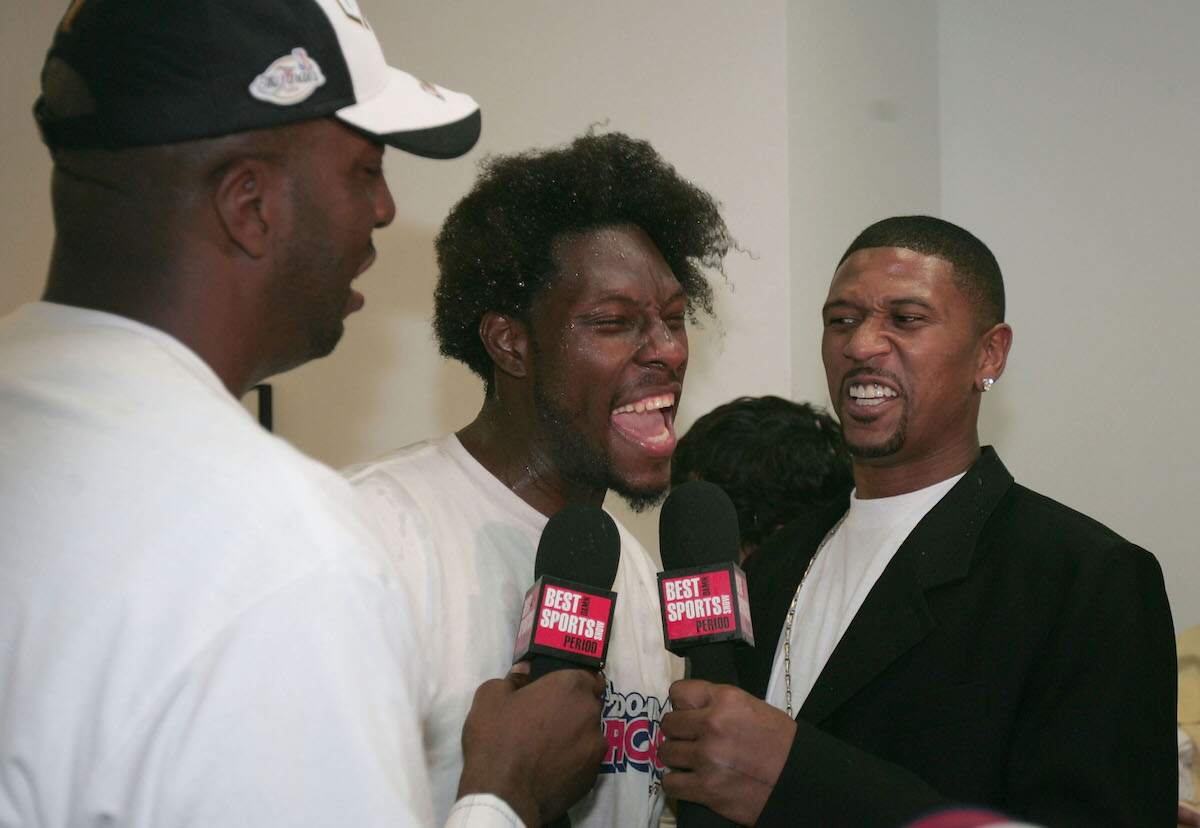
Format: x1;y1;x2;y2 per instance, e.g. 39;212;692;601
433;131;733;385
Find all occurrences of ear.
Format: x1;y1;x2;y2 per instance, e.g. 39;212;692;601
976;322;1013;390
479;311;531;381
212;158;282;259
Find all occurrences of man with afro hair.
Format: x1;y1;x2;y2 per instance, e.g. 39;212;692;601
346;131;733;827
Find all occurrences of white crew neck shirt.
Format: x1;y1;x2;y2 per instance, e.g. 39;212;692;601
0;302;518;828
765;473;964;713
346;435;678;828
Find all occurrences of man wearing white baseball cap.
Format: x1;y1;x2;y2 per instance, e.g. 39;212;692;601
0;2;604;826
34;0;482;157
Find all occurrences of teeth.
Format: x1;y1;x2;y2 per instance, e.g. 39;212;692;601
645;429;671;444
848;383;898;400
612;393;675;415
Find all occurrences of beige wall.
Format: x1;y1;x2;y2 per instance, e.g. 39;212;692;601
0;4;61;313
787;0;941;407
940;0;1200;628
3;2;1195;628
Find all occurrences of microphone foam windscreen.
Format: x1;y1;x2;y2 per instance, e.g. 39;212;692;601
659;480;740;570
534;503;621;589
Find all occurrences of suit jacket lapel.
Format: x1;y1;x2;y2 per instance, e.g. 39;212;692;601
799;447;1014;725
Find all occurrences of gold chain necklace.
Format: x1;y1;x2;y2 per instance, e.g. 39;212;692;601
782;514;846;718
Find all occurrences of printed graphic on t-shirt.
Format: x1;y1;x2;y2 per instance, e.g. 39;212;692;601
601;681;666;779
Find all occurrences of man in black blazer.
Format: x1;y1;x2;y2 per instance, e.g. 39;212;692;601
658;216;1176;827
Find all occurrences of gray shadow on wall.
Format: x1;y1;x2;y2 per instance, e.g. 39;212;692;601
977;381;1015;456
275;218;484;470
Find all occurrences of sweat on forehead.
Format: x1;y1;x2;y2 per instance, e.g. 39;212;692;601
528;225;687;314
547;223;676;281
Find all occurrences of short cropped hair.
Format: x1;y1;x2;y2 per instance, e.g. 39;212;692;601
434;131;732;384
671;396;853;550
838;215;1005;328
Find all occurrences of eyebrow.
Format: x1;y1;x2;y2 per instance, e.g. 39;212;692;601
822;296;935;314
586;288;688;307
888;296;935;310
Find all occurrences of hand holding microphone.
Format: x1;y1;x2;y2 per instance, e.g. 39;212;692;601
458;505;618;827
660;678;796;828
459;667;606;828
468;504;619;827
657;480;754;684
657;482;794;828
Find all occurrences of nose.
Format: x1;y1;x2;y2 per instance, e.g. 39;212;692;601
637;317;688;375
374;177;396;229
843;315;891;362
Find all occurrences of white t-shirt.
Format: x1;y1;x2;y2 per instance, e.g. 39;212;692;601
766;474;963;713
347;435;679;828
0;302;516;828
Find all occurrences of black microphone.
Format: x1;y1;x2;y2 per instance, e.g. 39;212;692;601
511;503;620;681
658;480;754;683
511;504;620;828
658;481;753;828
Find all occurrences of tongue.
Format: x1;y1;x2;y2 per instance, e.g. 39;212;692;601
612;409;669;440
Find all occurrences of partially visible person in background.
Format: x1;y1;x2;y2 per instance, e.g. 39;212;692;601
671;396;852;562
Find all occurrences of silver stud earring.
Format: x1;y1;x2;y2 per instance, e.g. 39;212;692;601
981;377;995;392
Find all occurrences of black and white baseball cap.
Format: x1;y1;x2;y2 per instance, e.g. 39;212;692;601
34;0;481;158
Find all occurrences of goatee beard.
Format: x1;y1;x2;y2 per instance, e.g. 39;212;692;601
845;403;908;460
531;377;668;512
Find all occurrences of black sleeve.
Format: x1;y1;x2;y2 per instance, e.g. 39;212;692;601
1003;542;1177;827
756;719;949;827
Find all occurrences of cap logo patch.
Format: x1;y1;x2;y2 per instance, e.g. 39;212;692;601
249;48;327;106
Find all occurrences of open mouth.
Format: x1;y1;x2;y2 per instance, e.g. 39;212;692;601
346;246;377;316
847;382;899;409
610;392;677;455
358;244;377;276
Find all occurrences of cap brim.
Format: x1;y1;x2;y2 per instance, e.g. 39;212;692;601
335;66;480;159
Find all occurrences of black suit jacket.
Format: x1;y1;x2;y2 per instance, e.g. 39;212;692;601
736;448;1177;827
